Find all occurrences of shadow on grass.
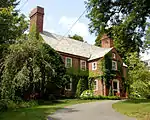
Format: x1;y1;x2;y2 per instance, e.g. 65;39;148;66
0;105;63;120
123;99;150;104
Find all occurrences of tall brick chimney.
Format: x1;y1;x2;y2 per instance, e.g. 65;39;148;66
101;34;114;48
29;6;44;33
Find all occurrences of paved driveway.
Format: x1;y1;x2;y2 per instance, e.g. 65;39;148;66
49;100;136;120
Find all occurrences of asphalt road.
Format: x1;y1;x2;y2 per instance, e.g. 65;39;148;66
49;100;136;120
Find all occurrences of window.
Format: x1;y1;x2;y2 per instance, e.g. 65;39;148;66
80;60;86;70
65;57;72;68
65;78;72;90
112;79;120;96
112;60;117;70
94;80;98;90
92;62;97;70
112;53;116;59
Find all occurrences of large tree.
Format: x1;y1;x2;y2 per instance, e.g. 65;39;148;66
0;0;28;79
85;0;150;59
126;52;150;98
0;0;28;44
1;27;67;99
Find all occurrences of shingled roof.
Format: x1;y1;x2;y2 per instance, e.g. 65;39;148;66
41;31;113;61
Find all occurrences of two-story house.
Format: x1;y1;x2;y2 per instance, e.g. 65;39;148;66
29;6;128;98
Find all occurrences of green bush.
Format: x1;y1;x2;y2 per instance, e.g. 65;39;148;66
80;95;120;100
80;90;94;97
0;99;38;112
0;99;8;112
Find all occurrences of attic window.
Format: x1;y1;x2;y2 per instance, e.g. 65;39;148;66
92;62;97;70
112;53;116;59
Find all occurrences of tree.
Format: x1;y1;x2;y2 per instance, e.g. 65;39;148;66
68;34;84;42
0;0;28;82
0;26;67;99
85;0;150;59
126;52;150;98
0;0;28;44
95;34;101;47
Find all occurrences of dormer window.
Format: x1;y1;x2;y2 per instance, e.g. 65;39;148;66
112;53;116;59
92;62;97;70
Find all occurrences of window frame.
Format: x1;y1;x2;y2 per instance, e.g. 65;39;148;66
65;57;72;68
92;62;97;70
80;60;86;71
94;79;98;91
112;60;117;70
112;53;116;59
112;79;120;95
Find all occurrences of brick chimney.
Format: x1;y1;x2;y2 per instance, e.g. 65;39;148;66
29;6;44;33
101;34;114;48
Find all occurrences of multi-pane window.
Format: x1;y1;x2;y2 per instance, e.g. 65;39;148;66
112;60;117;70
92;62;97;70
65;57;72;68
80;60;86;70
112;53;116;59
94;80;98;90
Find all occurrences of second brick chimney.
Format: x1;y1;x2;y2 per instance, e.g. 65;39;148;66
101;34;114;48
29;6;44;33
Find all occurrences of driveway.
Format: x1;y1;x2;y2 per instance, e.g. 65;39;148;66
49;100;136;120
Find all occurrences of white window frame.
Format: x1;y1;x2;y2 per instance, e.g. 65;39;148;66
65;78;72;91
80;60;86;71
112;53;116;59
65;57;72;68
94;79;98;91
92;62;97;70
112;79;120;93
112;60;117;70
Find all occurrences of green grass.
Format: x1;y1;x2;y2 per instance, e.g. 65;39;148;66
112;99;150;120
0;99;99;120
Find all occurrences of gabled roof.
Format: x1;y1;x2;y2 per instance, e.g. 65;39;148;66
41;31;113;61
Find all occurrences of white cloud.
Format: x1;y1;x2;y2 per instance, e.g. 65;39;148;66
59;16;89;37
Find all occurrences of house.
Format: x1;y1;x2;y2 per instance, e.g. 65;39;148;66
29;6;128;98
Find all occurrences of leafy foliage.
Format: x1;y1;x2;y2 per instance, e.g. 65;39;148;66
85;0;150;58
126;52;150;98
0;25;67;99
68;34;84;42
75;78;87;97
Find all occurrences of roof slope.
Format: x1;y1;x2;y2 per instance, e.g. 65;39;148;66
41;31;113;60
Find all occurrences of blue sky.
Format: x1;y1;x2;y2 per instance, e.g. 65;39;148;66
18;0;149;60
18;0;95;44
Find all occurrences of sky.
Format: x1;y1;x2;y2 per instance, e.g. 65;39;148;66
18;0;150;60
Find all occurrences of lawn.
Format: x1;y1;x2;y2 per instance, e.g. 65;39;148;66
0;99;99;120
112;99;150;120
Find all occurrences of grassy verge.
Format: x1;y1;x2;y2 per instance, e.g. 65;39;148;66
112;99;150;120
0;99;99;120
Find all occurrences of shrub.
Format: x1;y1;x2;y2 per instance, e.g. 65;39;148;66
80;94;120;100
0;99;8;112
80;90;94;98
0;99;38;112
